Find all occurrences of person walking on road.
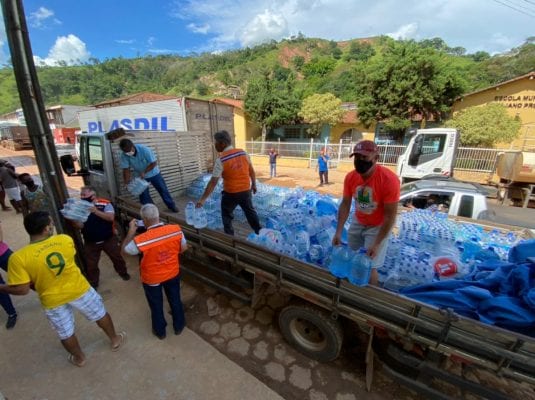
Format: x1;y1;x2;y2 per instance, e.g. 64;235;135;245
0;221;17;329
122;204;187;340
119;139;179;213
0;160;22;213
67;186;130;289
316;149;330;186
0;211;126;367
332;140;400;286
196;130;261;236
268;148;279;178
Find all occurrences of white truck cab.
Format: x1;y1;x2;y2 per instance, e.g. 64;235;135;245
397;128;459;183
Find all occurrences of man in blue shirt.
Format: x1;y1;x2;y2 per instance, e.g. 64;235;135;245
316;149;330;186
119;139;178;213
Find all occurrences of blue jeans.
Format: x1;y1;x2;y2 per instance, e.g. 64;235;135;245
270;163;276;178
142;274;185;337
0;249;16;316
139;173;177;211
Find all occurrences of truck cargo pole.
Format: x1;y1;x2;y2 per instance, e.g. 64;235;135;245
1;0;87;270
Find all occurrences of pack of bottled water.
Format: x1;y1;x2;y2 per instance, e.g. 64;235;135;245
186;176;524;286
378;209;522;291
60;198;94;223
127;177;149;197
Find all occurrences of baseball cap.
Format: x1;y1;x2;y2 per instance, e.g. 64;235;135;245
349;140;379;157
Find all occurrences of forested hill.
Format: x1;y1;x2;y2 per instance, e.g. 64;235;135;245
0;35;534;115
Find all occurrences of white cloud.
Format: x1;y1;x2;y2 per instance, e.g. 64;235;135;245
170;0;534;54
147;36;156;46
33;34;90;66
187;23;211;34
240;10;288;47
116;39;135;44
29;7;61;29
387;23;419;40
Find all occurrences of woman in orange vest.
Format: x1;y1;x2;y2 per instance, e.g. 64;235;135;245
196;130;261;236
121;204;188;340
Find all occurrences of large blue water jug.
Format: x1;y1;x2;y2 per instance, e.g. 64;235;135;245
185;202;195;225
348;248;372;286
328;245;353;278
315;197;338;216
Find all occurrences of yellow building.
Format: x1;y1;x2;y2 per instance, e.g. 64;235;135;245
213;98;261;149
329;108;375;142
451;71;535;150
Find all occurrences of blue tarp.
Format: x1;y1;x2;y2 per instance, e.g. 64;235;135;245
400;241;535;336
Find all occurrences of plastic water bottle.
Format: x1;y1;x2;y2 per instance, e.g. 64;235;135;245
194;206;208;229
348;248;372;286
294;230;310;257
308;244;324;265
185;202;195;225
328;245;354;278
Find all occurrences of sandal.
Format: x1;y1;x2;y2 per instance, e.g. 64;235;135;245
112;331;126;352
68;353;86;367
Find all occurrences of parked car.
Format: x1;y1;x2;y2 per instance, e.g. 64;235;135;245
399;178;495;221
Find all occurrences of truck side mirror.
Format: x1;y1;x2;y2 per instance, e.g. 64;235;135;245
59;154;76;176
408;135;423;166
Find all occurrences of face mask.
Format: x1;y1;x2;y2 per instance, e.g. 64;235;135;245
125;151;135;157
81;196;94;202
354;158;374;174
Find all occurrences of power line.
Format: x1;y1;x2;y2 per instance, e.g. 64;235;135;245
520;0;535;6
491;0;535;17
507;0;535;13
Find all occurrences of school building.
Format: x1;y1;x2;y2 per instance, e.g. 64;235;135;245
451;71;535;150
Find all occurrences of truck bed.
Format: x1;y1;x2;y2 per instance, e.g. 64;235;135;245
114;194;535;389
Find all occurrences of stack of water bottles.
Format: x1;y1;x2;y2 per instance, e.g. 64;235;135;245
60;198;94;223
186;175;350;267
378;209;521;292
126;177;149;197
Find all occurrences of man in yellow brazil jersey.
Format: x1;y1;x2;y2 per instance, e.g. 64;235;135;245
0;211;126;367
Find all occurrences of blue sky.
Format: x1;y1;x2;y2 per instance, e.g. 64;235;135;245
1;0;534;66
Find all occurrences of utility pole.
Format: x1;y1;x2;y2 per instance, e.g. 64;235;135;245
1;0;87;270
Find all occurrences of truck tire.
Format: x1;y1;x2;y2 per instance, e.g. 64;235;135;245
278;304;343;362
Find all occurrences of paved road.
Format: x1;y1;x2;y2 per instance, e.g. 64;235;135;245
488;200;535;229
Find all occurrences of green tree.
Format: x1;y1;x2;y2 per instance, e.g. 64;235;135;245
445;103;521;147
355;39;466;134
244;73;301;142
298;93;345;137
292;55;305;70
344;41;375;62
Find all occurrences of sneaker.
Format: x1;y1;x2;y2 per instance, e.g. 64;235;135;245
6;314;17;329
174;327;184;336
168;207;179;213
120;273;131;281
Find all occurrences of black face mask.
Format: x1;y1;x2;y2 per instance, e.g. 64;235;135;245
354;158;374;174
81;196;94;202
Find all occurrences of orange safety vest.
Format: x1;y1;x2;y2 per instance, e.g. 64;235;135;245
133;224;183;285
220;148;251;193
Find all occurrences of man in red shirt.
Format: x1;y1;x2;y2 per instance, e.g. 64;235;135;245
333;140;400;285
